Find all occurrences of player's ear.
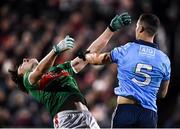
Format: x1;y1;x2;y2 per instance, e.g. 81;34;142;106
139;26;144;33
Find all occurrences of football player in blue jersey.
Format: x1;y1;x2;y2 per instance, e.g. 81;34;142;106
79;13;171;128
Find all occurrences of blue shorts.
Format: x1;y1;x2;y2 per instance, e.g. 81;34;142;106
112;104;157;128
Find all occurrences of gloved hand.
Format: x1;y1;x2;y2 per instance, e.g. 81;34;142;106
53;35;75;55
109;12;131;32
77;50;90;61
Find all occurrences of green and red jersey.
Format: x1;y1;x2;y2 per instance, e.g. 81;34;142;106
23;61;85;118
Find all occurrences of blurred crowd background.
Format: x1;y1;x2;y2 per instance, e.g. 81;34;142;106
0;0;180;128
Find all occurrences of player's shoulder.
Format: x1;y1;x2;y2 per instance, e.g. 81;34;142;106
23;71;36;90
158;50;171;64
121;41;139;52
124;40;142;48
158;49;168;57
23;71;31;84
111;41;136;56
115;41;134;50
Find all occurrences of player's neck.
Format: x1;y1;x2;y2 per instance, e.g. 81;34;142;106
32;63;38;71
139;35;154;43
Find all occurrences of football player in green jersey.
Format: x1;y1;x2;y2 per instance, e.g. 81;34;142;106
9;12;131;128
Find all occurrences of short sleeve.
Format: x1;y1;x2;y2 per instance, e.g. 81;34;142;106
110;47;120;63
110;43;130;63
162;57;171;81
23;71;37;91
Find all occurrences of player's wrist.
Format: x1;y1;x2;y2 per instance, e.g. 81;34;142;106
108;25;116;32
77;50;90;61
53;45;61;55
53;35;75;55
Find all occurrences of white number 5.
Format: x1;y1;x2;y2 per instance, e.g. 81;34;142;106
132;63;152;86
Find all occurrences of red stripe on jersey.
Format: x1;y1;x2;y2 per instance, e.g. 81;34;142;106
39;70;69;90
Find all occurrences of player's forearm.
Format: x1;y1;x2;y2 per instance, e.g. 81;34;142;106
36;36;74;74
157;89;168;98
86;27;114;53
86;53;111;65
35;50;57;74
157;80;169;98
30;36;75;84
71;28;113;72
157;92;166;99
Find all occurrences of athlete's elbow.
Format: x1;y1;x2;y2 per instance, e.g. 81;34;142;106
160;94;166;99
157;92;167;99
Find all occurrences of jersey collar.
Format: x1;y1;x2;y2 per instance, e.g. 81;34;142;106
134;40;159;49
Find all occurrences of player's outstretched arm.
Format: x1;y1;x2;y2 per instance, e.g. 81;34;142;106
71;28;113;73
29;36;75;84
71;12;131;73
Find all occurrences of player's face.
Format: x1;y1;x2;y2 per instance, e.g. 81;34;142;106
18;58;38;75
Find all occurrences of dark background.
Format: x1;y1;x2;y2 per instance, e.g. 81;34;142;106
0;0;180;128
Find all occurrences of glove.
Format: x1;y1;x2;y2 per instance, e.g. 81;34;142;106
109;12;131;32
77;50;90;61
53;35;75;55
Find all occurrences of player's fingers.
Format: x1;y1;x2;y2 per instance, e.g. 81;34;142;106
67;44;74;48
65;35;70;39
117;18;124;25
67;40;74;44
67;45;73;48
67;41;74;45
67;37;75;42
122;15;131;20
123;21;131;25
123;19;131;23
122;15;131;25
119;12;128;17
111;15;119;23
67;43;74;48
66;40;74;44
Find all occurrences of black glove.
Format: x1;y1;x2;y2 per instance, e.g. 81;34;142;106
77;50;90;61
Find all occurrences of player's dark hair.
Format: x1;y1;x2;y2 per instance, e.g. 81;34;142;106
8;68;28;93
139;13;160;36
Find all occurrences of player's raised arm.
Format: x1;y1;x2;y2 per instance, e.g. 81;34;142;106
71;12;131;73
29;36;75;85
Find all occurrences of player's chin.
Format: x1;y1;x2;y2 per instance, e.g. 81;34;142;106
31;59;39;66
32;58;38;63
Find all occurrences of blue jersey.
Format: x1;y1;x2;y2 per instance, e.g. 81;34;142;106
110;40;171;112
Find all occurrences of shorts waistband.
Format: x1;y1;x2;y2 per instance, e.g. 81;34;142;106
55;110;90;118
117;96;140;105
